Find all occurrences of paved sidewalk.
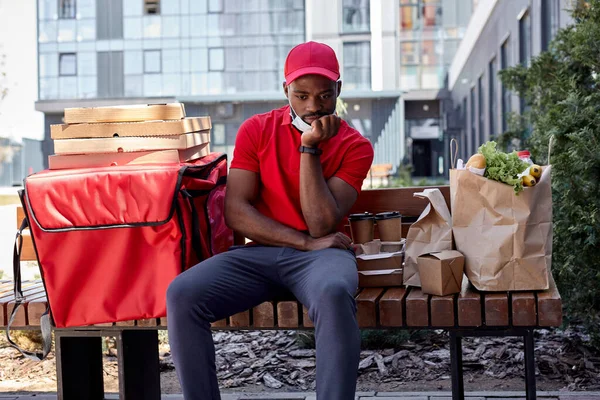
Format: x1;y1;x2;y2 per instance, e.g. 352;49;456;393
1;392;600;400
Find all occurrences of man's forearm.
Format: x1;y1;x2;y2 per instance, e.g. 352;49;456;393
225;201;310;250
299;153;340;237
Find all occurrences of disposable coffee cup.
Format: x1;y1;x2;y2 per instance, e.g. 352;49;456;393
349;212;375;244
375;211;402;242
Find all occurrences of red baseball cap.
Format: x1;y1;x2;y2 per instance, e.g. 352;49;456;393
284;41;340;85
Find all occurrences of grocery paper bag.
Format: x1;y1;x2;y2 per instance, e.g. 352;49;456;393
449;166;552;291
403;189;454;287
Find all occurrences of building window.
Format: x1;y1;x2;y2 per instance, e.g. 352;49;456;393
144;0;160;15
400;0;442;31
470;87;476;154
541;0;560;51
519;10;531;115
500;38;511;132
343;42;371;90
488;57;497;138
97;0;124;40
208;0;223;13
97;51;124;98
399;0;463;91
519;10;531;67
478;75;484;146
212;124;226;145
144;50;161;74
209;48;225;71
342;0;370;33
59;0;76;19
59;53;77;76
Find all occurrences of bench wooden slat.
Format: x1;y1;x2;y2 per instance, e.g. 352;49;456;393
5;287;46;327
0;283;46;326
116;320;136;327
17;206;26;226
159;317;168;326
350;186;450;217
484;293;509;326
302;305;314;328
0;281;40;300
406;288;429;327
0;281;15;295
378;287;406;327
253;302;274;328
512;293;537;326
20;235;38;262
23;293;48;326
137;318;158;327
458;277;482;327
356;288;384;328
277;301;299;328
430;294;455;327
211;319;227;328
537;274;562;327
230;311;250;327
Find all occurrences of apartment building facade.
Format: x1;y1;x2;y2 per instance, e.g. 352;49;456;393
35;0;472;177
446;0;575;164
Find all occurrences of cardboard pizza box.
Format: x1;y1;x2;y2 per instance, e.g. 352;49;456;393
51;117;211;139
48;143;211;170
53;131;210;155
63;103;186;124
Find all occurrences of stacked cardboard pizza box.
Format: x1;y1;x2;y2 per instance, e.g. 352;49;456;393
48;103;212;169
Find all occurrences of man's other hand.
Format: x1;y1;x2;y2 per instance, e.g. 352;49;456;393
305;232;352;251
301;115;341;148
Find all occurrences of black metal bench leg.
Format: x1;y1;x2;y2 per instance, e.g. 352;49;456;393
524;329;537;400
56;333;104;400
117;330;161;400
450;331;465;400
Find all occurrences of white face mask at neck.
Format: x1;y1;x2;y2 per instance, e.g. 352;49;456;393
289;102;314;133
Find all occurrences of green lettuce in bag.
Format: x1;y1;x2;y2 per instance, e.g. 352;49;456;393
478;142;529;194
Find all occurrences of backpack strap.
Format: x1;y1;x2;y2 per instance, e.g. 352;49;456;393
6;217;52;361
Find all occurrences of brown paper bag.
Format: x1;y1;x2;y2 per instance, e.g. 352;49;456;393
449;166;552;291
403;189;454;287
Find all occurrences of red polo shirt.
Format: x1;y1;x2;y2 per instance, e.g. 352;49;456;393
230;105;374;232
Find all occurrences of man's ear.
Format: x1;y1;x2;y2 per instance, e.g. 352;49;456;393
336;80;342;98
283;81;289;98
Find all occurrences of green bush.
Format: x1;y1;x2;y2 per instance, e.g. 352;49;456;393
499;0;600;345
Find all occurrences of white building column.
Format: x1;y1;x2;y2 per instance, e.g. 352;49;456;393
371;0;383;91
371;0;399;91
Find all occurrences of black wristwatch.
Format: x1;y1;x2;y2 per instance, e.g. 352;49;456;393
298;145;323;155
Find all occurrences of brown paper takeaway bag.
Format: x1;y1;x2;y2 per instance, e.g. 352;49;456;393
403;189;454;287
449;166;552;291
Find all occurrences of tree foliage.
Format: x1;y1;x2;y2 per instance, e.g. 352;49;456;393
499;0;600;344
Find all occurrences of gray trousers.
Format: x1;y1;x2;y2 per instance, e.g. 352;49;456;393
166;245;361;400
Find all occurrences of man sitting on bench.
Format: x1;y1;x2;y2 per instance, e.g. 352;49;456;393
166;41;374;400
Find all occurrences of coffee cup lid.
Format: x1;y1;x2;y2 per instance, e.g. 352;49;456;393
374;211;402;220
348;212;374;221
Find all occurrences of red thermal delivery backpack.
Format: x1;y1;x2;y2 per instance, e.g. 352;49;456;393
7;153;232;360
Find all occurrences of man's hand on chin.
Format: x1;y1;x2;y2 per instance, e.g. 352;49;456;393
301;115;342;148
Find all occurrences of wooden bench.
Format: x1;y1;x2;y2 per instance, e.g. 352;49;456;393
0;186;563;400
366;163;393;188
